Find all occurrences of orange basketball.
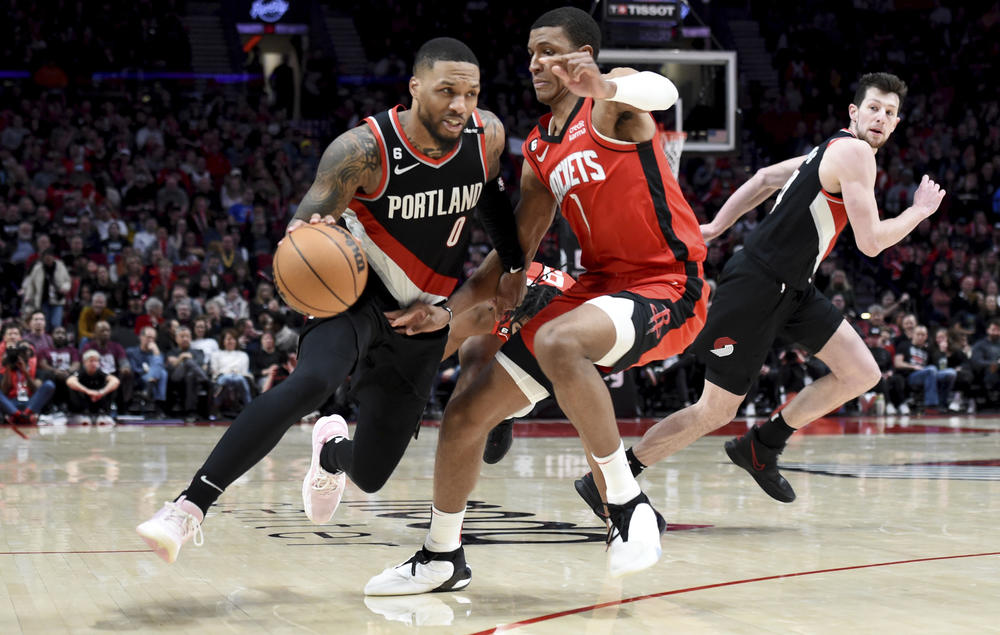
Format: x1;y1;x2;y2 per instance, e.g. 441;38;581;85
273;224;368;317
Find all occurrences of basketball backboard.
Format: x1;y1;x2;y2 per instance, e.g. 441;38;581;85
597;49;737;152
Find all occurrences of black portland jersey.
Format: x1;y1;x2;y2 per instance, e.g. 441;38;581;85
343;105;488;307
743;129;855;289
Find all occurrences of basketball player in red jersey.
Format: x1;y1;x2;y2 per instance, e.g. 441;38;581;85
366;7;709;593
574;72;947;515
136;38;527;564
444;262;577;463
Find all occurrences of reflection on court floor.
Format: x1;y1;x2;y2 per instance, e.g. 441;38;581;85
2;416;999;633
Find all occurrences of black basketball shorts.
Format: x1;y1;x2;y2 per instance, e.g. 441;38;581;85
691;249;843;395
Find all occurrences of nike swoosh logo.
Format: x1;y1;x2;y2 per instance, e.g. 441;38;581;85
200;474;224;493
750;442;766;471
534;146;549;162
710;344;734;357
394;163;419;175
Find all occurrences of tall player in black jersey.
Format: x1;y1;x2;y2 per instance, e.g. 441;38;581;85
136;37;527;564
575;72;947;512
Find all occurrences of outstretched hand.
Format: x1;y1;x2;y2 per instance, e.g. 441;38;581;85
539;52;614;100
912;174;946;218
384;302;451;336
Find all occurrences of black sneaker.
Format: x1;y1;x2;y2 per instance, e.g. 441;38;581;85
574;472;666;533
724;425;796;502
364;546;472;596
482;420;514;464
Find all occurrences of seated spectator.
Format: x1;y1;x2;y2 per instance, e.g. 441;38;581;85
66;350;120;426
209;328;253;414
191;317;220;357
82;320;134;410
77;292;116;345
970;318;1000;407
1;340;56;425
21;249;72;329
127;326;168;414
214;286;249;322
894;324;957;413
929;326;966;412
865;327;906;414
824;269;856;311
235;317;261;354
251;330;294;392
22;311;54;353
166;325;210;421
135;296;166;335
249;281;277;321
37;325;80;411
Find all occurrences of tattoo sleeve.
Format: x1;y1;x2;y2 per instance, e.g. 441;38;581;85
480;109;506;180
291;125;382;225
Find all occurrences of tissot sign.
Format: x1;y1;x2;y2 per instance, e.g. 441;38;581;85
606;1;679;20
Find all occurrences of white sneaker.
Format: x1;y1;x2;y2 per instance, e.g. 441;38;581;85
744;402;757;417
885;403;898;416
605;492;663;578
303;415;349;524
70;414;93;425
365;546;472;596
95;415;117;426
947;398;962;413
899;403;911;416
967;400;976;414
364;595;455;626
135;496;205;564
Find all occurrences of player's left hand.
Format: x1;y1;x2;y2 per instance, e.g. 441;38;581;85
539;52;614;100
494;270;526;315
384;302;450;335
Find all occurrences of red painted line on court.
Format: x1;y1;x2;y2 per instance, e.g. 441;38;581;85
468;551;1000;634
0;549;152;556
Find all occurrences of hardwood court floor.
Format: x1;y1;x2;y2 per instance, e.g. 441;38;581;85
2;415;999;634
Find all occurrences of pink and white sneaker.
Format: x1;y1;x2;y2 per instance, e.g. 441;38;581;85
136;496;205;563
303;415;349;524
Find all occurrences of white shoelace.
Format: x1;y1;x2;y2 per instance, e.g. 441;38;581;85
164;501;205;546
310;472;341;493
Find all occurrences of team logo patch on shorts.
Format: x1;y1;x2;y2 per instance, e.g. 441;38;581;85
646;304;672;338
710;336;737;357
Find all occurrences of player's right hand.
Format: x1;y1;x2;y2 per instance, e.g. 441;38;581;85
913;175;946;218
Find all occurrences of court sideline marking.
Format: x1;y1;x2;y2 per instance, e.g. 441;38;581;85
469;550;1000;634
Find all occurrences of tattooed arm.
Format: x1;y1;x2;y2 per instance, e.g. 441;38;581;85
479;108;506;180
286;124;382;233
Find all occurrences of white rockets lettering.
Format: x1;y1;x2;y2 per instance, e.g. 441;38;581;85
547;150;607;204
386;183;483;220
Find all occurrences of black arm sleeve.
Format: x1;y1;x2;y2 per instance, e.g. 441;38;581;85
477;176;525;272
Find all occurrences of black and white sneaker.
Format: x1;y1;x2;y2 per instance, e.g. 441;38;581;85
724;425;796;502
605;492;663;578
482;420;514;464
364;546;472;596
575;472;667;533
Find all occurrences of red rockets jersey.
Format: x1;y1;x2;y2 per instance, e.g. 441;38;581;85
521;98;705;297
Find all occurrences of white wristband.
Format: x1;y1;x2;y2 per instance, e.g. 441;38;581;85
606;71;679;112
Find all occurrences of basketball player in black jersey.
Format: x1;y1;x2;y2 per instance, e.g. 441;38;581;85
575;72;947;513
136;37;528;564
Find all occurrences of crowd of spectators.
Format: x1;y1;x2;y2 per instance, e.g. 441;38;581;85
1;1;999;424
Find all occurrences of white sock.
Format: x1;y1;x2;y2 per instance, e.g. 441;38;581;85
593;441;642;505
424;505;465;553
